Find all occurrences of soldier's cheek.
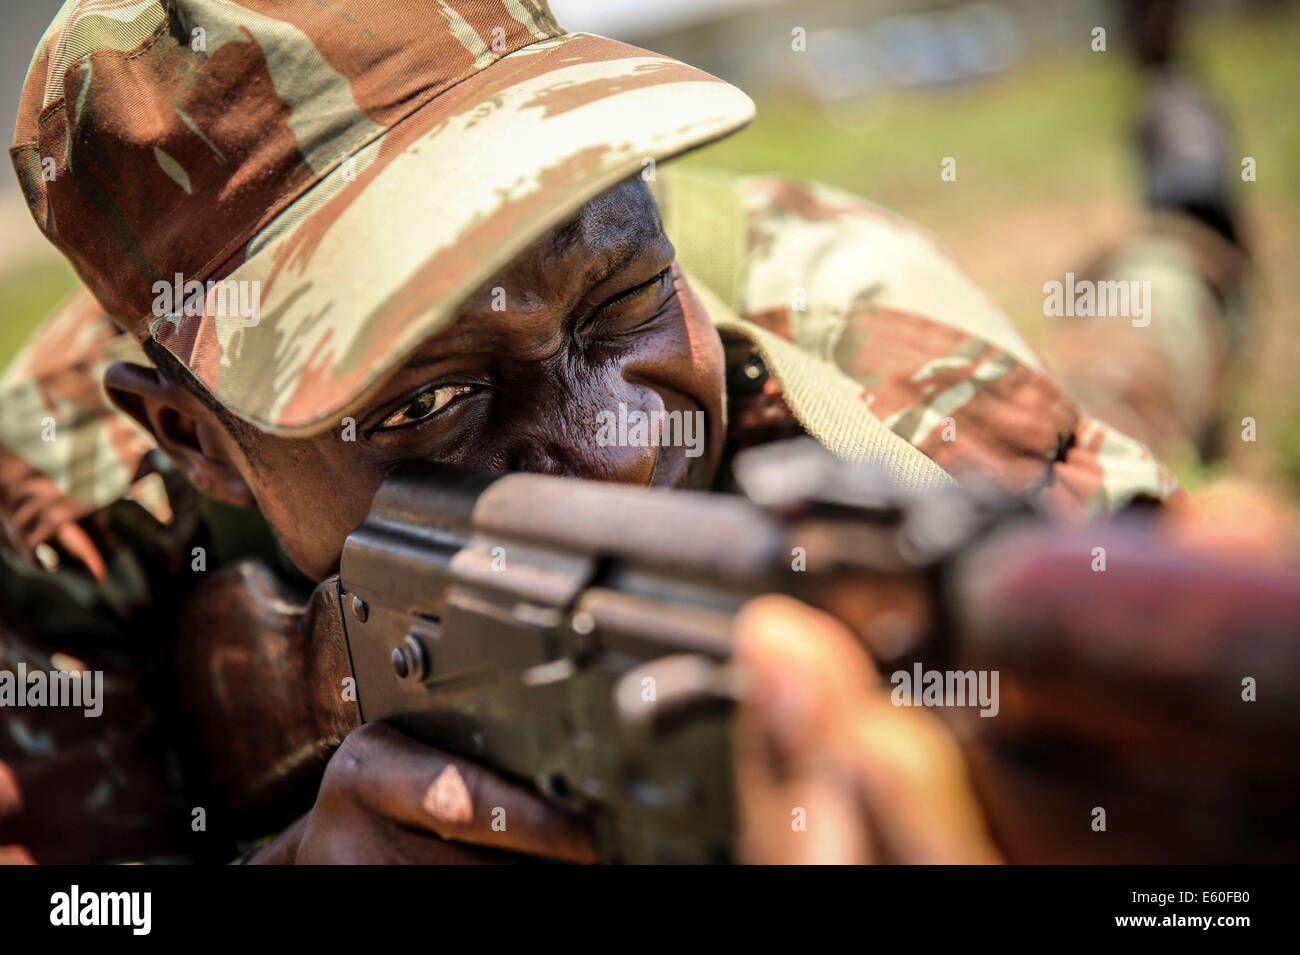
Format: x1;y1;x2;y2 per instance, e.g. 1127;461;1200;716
245;447;385;583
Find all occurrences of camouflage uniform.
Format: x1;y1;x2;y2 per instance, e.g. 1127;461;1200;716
654;168;1180;515
1046;212;1247;467
0;0;1181;863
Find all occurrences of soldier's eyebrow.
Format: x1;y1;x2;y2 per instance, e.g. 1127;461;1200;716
399;353;450;369
581;240;641;297
575;232;675;313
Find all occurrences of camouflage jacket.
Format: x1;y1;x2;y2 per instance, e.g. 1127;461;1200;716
0;165;1176;862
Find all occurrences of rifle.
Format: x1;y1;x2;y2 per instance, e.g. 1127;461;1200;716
176;439;1300;862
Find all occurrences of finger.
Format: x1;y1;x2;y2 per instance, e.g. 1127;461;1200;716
732;595;875;864
733;596;999;864
1164;478;1297;564
246;812;310;864
54;522;108;581
735;594;879;687
843;689;1002;864
0;845;36;865
299;810;522;865
0;761;21;823
328;723;598;863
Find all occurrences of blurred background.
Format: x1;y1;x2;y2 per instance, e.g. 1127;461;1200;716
2;0;1298;492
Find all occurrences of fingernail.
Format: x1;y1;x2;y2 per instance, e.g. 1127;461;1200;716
423;765;474;827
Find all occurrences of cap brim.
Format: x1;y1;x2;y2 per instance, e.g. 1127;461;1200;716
155;32;754;435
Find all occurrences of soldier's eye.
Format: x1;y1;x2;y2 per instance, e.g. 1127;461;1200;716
377;385;475;431
590;266;673;327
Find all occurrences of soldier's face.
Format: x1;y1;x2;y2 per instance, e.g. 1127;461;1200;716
207;178;726;580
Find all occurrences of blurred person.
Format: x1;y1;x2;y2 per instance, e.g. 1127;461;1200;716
0;0;1276;865
1050;0;1250;465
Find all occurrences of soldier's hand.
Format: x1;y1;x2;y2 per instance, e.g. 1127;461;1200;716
732;595;1001;864
250;722;598;864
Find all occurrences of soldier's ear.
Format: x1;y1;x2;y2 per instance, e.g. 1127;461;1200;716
103;361;256;508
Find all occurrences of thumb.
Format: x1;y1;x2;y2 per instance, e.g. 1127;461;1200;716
732;595;877;864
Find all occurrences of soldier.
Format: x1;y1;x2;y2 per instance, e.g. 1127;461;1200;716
0;0;1267;864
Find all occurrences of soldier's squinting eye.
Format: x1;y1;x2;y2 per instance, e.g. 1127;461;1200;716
592;266;673;325
377;384;476;431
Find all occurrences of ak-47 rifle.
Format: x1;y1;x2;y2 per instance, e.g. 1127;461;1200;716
176;439;1300;863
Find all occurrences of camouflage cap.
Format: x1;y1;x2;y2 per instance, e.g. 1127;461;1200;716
11;0;754;435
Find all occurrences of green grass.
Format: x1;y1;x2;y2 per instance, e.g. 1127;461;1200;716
1195;12;1300;206
680;54;1139;226
0;256;78;371
677;9;1300;215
